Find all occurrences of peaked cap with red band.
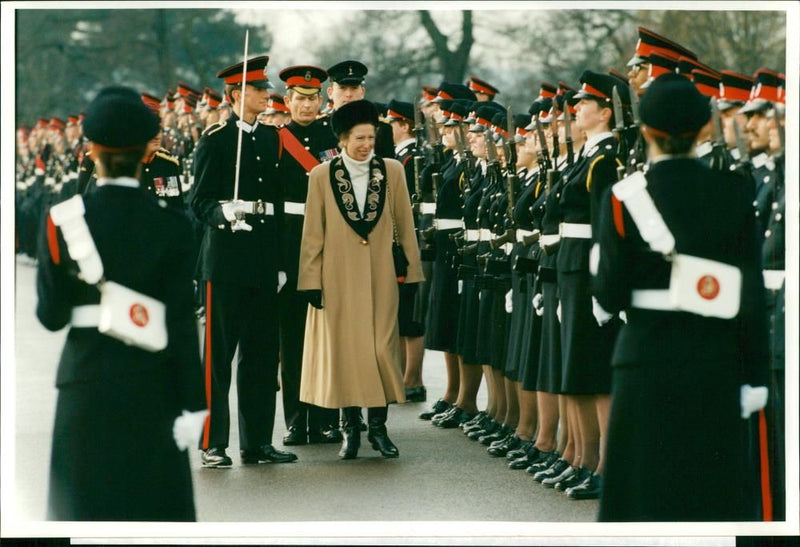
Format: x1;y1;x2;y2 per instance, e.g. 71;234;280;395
691;70;721;99
141;92;162;114
384;99;414;123
641;51;680;90
177;81;201;98
421;85;439;103
265;93;291;115
467;75;500;97
677;56;719;79
718;70;753;110
539;82;558;99
628;26;697;67
279;65;328;96
217;55;273;89
739;68;784;114
575;70;631;105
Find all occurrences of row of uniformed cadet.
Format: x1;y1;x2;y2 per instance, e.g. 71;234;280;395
23;25;786;521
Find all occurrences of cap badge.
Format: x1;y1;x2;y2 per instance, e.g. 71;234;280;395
305;70;312;81
129;303;150;327
348;65;353;76
697;275;720;300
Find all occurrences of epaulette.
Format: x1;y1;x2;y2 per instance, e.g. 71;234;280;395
154;148;179;166
202;120;227;137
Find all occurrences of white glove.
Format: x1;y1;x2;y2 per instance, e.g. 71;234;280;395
740;384;768;419
230;218;253;232
172;409;208;451
532;293;544;317
619;310;628;324
277;271;287;292
505;289;513;314
221;201;249;222
556;301;562;323
458;280;463;295
592;296;614;326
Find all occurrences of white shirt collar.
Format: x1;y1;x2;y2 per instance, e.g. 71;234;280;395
236;119;258;133
582;132;614;156
96;177;139;188
394;138;416;155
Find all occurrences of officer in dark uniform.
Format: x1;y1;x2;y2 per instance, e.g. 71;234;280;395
275;64;342;446
191;55;297;468
594;73;768;521
326;60;394;158
385;99;428;401
37;86;205;520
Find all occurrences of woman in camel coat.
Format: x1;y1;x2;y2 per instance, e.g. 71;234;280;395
298;99;423;459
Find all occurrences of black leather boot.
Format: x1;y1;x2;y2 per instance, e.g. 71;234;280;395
339;406;361;460
367;406;399;458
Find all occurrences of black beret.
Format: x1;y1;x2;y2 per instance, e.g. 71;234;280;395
327;60;368;86
639;73;710;135
330;99;378;136
83;86;160;148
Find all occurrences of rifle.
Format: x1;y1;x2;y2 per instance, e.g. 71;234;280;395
709;97;730;172
628;80;644;173
412;98;425;211
612;86;627;180
732;118;751;177
550;103;560;162
564;100;574;166
534;116;553;196
454;123;474;197
428;117;443;200
490;106;518;249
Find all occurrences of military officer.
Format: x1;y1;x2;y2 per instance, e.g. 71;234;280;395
275;64;342;446
190;55;296;468
325;60;394;158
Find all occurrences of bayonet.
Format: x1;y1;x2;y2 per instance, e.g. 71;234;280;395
564;101;574;166
412;97;424;208
550;103;560;161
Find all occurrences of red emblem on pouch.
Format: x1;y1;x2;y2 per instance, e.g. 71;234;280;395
130;304;150;327
697;275;720;300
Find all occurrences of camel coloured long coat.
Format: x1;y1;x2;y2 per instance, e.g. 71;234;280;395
298;156;423;408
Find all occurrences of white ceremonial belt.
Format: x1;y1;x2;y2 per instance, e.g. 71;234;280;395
71;305;100;327
630;290;675;311
559;222;592;239
516;229;538;243
420;202;437;215
479;228;492;241
763;270;785;290
465;229;480;242
434;218;464;230
222;200;274;216
540;234;561;246
284;201;306;215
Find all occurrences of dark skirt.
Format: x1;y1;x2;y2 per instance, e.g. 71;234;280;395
456;270;481;364
48;368;196;521
518;269;542;390
424;229;461;353
558;269;614;395
533;273;561;393
488;277;511;371
599;359;755;521
503;246;530;381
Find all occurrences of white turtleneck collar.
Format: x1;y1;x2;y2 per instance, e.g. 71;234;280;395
341;150;374;215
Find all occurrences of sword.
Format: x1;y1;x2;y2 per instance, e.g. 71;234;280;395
232;29;249;203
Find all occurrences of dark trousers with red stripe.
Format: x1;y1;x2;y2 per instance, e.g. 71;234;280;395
200;281;279;452
279;285;338;432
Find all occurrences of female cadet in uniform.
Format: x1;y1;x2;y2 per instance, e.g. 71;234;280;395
594;74;768;521
298;99;424;459
37;87;205;520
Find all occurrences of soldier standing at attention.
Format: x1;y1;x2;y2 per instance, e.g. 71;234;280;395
37;86;205;520
191;55;297;468
276;64;343;447
594;73;768;521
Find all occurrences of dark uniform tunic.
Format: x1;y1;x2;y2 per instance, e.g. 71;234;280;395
557;134;619;394
594;157;768;521
395;138;426;338
37;179;204;521
141;147;186;212
761;153;785;520
190;114;283;452
424;150;462;352
277;116;340;434
456;164;488;364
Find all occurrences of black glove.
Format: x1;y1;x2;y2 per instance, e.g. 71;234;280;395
301;289;323;309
